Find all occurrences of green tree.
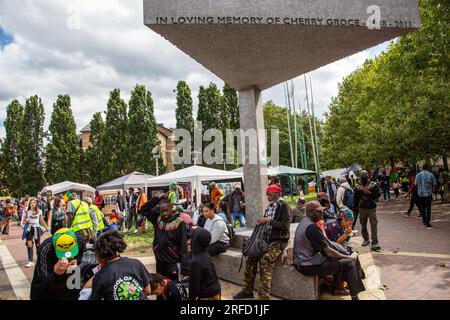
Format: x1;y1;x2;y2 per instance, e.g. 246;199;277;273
223;83;239;130
102;89;129;181
0;100;24;196
175;81;194;136
44;95;80;184
18;95;45;195
83;112;106;186
128;84;163;175
321;0;450;169
175;81;194;169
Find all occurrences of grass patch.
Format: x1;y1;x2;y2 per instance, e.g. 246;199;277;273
121;223;154;256
285;193;318;207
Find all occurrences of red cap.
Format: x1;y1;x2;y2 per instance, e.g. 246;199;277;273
266;184;282;194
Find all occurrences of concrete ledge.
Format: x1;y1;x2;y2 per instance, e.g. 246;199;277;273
212;248;319;300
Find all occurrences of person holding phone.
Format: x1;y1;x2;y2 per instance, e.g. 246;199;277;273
30;228;86;300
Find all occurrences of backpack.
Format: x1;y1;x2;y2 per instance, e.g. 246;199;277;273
343;187;355;210
238;223;271;272
242;223;270;258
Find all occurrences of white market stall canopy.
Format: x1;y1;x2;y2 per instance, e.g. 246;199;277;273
145;165;243;206
231;166;315;176
96;171;154;192
41;181;95;195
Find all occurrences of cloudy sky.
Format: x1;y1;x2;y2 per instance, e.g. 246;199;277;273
0;0;392;138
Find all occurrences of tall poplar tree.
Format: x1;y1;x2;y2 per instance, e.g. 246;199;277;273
175;81;194;168
0;100;24;196
83;112;106;186
128;84;162;174
44;95;79;184
18;95;45;195
103;89;129;181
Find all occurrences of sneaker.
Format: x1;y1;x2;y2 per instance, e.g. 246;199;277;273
25;261;34;268
233;290;254;300
426;224;432;229
133;229;139;234
362;240;370;247
402;212;410;218
123;228;128;232
371;244;381;252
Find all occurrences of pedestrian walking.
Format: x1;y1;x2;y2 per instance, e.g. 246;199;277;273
0;199;16;236
21;198;49;268
415;163;437;229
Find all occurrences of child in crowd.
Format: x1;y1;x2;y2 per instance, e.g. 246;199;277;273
108;209;124;230
393;180;401;200
148;273;188;300
189;227;221;300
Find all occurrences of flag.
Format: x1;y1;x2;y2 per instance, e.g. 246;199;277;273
63;191;70;204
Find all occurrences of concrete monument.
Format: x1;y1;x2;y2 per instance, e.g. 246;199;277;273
143;0;420;300
144;0;420;227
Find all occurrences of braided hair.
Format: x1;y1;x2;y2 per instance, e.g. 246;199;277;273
94;231;127;262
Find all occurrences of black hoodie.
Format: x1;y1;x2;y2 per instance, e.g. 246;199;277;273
139;197;188;270
189;228;221;299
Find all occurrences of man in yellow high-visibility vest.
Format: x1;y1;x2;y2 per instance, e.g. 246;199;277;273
66;193;94;242
85;197;105;236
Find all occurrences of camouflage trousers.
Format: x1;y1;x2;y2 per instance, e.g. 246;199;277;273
242;242;286;300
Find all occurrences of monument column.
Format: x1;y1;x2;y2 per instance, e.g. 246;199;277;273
239;86;268;227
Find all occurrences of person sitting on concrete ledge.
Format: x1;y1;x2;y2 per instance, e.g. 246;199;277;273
202;202;230;257
291;197;306;223
293;201;365;300
324;206;354;244
233;184;291;300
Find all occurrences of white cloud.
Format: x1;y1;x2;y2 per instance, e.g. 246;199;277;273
0;0;390;135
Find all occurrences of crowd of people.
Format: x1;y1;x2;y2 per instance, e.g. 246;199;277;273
0;163;448;301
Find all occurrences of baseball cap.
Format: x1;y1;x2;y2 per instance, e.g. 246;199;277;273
53;228;79;259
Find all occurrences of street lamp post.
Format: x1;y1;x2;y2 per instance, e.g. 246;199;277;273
152;146;161;176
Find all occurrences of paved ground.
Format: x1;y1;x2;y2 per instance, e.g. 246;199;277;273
0;195;448;300
368;195;450;300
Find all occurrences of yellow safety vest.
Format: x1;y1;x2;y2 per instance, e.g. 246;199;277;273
89;204;105;231
70;199;93;232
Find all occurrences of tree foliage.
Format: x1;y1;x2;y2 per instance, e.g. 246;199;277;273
128;84;161;175
321;0;449;169
18;95;45;195
44;95;80;184
0;100;24;196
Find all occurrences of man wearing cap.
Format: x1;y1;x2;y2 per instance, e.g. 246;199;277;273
291;197;306;223
227;183;246;228
233;184;291;300
66;193;94;243
293;201;365;300
30;228;86;300
168;182;179;205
